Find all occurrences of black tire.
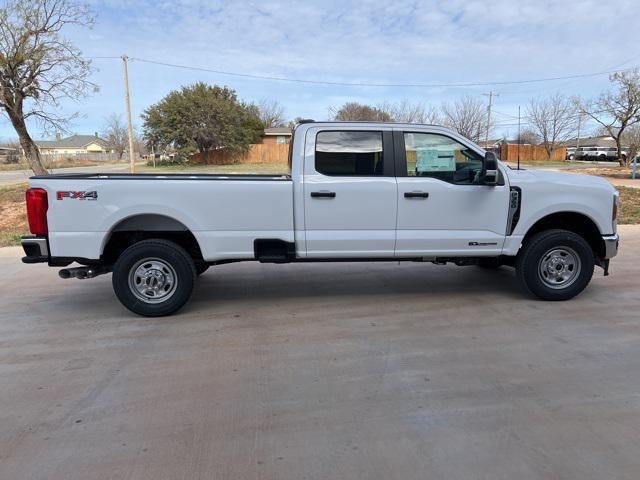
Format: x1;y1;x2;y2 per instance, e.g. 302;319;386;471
568;154;574;161
195;263;209;276
599;154;607;162
516;229;594;301
112;239;196;316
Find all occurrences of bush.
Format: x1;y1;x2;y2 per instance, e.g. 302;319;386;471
146;154;188;167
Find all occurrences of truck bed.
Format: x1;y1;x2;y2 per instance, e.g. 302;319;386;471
29;173;294;261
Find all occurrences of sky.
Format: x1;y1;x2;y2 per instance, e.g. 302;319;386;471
2;0;640;141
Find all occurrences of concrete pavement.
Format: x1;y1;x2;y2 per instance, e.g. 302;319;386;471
1;226;640;480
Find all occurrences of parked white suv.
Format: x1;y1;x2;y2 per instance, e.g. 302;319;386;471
21;122;619;316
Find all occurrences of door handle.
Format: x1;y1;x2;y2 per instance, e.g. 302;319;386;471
310;191;336;198
404;191;429;199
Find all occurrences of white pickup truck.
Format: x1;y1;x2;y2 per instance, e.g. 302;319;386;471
21;121;619;316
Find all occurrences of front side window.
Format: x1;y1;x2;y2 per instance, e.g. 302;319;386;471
404;132;484;185
315;131;383;176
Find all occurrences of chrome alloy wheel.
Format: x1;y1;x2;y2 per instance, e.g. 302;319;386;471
128;258;178;304
537;247;582;289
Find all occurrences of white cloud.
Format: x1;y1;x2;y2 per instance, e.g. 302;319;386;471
2;0;639;139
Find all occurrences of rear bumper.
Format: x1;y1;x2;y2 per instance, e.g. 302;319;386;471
602;234;619;259
21;236;49;264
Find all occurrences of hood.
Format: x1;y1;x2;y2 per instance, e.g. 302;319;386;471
506;167;616;192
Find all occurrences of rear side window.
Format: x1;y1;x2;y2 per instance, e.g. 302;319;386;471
315;131;383;176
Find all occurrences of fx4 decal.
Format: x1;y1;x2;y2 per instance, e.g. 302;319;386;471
57;191;98;201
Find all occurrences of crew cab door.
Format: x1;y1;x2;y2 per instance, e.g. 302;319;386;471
303;127;397;258
393;129;510;256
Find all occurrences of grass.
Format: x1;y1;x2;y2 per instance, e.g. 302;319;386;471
0;158;104;171
504;160;603;169
561;165;634;178
0;183;28;247
618;187;640;225
1;177;639;249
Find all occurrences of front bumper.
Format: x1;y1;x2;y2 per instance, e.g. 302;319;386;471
21;236;49;264
602;234;619;260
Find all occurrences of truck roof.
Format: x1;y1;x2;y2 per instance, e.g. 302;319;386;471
295;120;445;128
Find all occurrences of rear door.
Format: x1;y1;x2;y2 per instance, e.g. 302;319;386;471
302;127;397;258
394;128;510;257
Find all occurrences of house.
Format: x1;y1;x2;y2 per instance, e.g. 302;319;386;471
35;133;110;155
261;127;292;145
0;145;18;163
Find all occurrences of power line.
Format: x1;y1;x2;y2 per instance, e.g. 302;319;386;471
120;56;636;89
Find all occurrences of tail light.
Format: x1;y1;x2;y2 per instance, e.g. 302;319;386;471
25;188;49;235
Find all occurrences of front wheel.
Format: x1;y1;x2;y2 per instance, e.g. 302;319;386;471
516;229;594;301
112;239;196;316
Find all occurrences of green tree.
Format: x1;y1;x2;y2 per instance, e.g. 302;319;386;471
142;83;263;157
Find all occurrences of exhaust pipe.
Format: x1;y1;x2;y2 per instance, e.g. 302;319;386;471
59;266;110;280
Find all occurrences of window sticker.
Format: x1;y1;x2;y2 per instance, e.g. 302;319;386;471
416;147;456;172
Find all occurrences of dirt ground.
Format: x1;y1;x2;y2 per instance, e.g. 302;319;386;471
1;226;639;480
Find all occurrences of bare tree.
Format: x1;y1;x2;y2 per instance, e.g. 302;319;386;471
102;114;128;160
527;93;578;159
0;0;96;175
441;95;487;142
621;125;640;165
378;99;441;124
329;102;391;121
257;99;286;128
287;116;308;129
516;127;541;145
578;70;640;166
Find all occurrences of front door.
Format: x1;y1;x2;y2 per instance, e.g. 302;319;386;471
394;129;510;257
303;128;397;258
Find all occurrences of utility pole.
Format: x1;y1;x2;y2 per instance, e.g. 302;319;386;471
122;55;136;173
517;105;521;170
576;112;583;150
483;91;498;146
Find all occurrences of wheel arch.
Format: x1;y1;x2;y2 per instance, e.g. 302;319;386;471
100;213;204;264
522;211;604;258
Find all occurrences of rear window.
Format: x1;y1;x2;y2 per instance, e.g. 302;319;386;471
315;131;384;176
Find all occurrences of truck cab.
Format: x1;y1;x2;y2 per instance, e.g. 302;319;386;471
22;121;619;316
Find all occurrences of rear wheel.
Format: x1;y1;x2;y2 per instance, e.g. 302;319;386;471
112;239;196;316
516;229;594;301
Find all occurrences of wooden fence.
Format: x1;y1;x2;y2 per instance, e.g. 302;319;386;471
189;143;289;165
500;144;567;162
